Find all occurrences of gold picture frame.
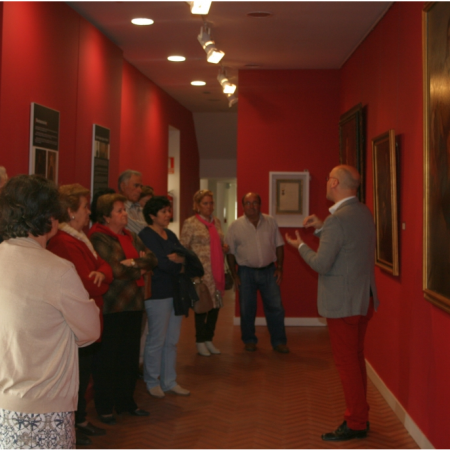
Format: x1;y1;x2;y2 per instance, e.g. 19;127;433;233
372;130;399;276
423;2;450;313
339;103;365;202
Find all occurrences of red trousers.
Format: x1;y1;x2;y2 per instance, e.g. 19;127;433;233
326;300;374;430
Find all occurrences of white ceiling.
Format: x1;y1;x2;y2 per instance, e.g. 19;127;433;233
67;1;392;114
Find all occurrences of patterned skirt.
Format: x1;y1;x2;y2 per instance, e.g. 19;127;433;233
0;409;75;449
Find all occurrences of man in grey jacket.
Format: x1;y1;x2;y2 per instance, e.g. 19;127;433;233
286;165;379;442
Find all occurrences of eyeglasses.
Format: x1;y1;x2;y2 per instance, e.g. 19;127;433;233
326;176;338;182
244;201;260;206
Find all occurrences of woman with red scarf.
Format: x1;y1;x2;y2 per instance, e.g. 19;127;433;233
88;193;157;424
180;190;228;357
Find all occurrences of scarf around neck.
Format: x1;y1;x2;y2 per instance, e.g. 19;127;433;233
59;222;97;258
195;214;224;293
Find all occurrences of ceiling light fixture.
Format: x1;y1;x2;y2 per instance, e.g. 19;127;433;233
198;25;224;64
191;81;206;86
131;18;154;26
188;1;212;15
227;93;238;107
168;56;186;62
217;68;236;94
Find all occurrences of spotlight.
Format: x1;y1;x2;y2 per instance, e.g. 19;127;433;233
168;56;186;62
188;1;212;15
217;69;236;94
198;25;225;64
191;81;206;86
131;18;154;25
227;93;238;107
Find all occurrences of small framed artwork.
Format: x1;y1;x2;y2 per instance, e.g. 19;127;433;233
339;103;365;202
423;2;450;313
269;172;310;227
372;130;399;276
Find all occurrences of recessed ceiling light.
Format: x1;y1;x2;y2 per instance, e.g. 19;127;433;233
191;81;206;86
131;18;154;25
168;56;186;62
247;11;272;18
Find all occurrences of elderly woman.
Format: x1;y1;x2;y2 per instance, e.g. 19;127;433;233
88;193;157;424
0;175;100;449
138;196;190;398
47;184;113;445
180;189;228;357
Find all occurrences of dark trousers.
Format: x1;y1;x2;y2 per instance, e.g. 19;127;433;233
326;300;374;430
195;307;220;342
76;344;99;424
92;311;142;415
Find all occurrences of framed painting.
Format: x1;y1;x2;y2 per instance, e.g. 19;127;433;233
372;130;399;276
423;2;450;313
339;103;365;202
269;172;310;228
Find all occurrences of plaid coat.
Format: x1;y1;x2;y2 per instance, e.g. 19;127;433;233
89;227;157;314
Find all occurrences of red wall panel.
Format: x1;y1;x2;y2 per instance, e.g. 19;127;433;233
237;70;340;317
75;20;123;190
120;60;199;224
0;2;198;226
0;2;79;179
341;3;450;448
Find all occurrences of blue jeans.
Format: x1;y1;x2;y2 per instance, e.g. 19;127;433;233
143;298;183;391
238;264;287;348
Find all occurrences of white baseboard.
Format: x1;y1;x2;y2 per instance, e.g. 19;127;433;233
232;317;327;326
366;361;434;449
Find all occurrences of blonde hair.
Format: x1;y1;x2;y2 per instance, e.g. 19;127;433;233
192;189;213;212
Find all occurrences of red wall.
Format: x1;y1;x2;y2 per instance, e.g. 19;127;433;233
237;70;340;317
120;61;199;223
0;2;199;224
341;3;450;448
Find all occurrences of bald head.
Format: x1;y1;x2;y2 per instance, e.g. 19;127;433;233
334;165;360;191
326;165;360;202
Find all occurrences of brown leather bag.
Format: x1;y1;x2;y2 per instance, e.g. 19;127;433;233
193;279;214;314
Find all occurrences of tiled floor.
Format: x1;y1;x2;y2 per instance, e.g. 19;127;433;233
84;290;418;449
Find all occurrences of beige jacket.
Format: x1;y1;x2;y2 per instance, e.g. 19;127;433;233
180;215;224;304
0;237;100;414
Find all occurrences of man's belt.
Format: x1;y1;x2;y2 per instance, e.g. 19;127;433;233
242;263;274;271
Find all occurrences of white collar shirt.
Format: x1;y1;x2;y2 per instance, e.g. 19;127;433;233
225;213;284;268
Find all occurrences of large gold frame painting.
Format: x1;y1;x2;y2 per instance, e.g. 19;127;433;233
423;2;450;313
372;130;399;276
339;103;365;202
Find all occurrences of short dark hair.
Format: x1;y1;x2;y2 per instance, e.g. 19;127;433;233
96;193;127;225
90;187;115;223
143;196;171;225
0;175;62;239
59;184;90;222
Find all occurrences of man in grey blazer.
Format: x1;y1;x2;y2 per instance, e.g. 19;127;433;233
286;165;379;442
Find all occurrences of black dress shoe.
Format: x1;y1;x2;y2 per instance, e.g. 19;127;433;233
76;421;106;436
244;343;257;352
76;429;92;446
321;421;368;441
98;414;116;425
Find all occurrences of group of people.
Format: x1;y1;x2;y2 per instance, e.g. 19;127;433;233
0;163;378;448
